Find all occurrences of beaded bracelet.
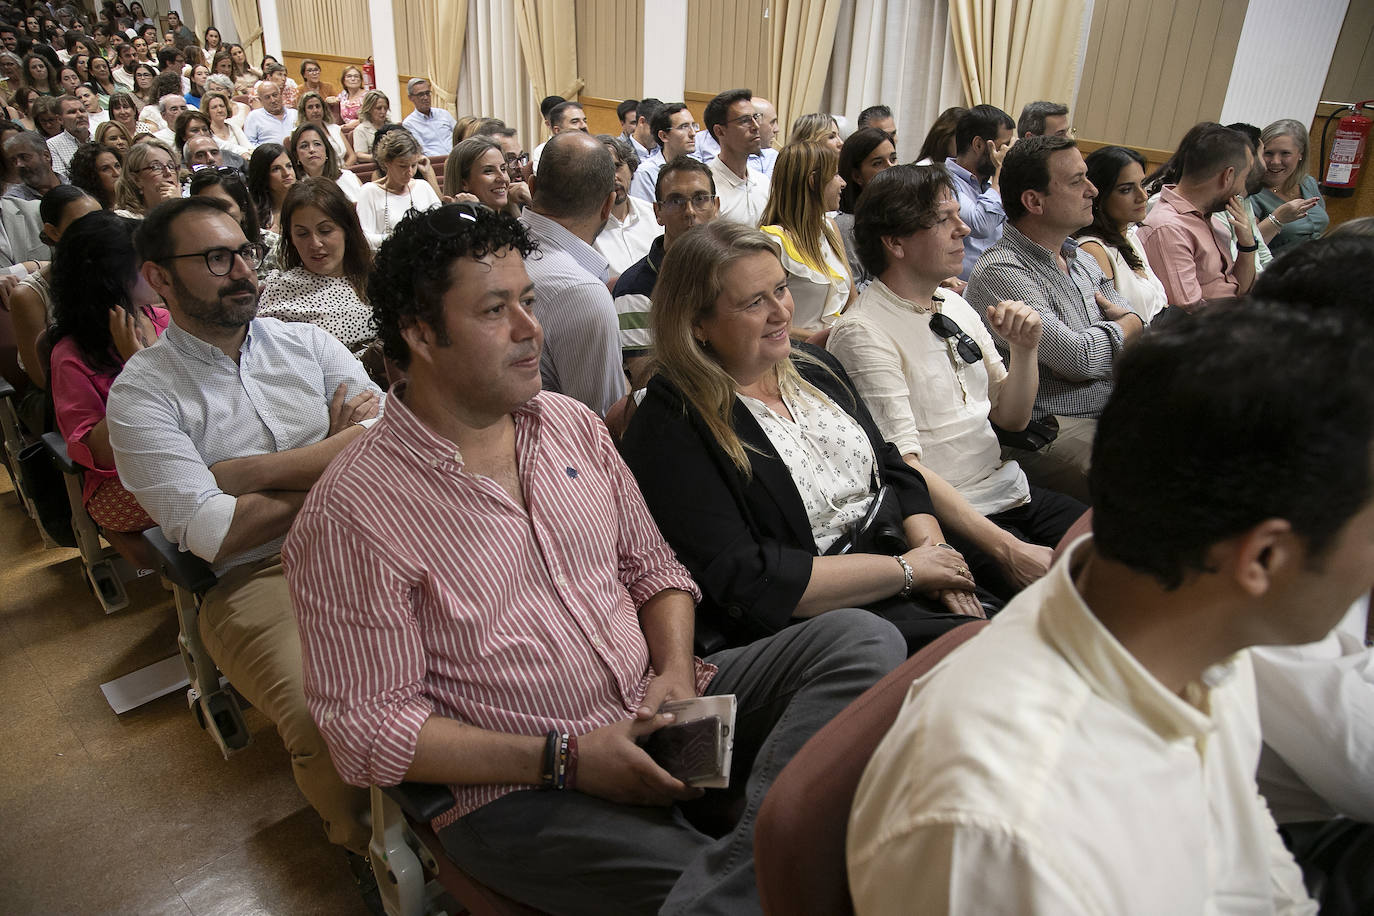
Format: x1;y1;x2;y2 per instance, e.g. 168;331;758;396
894;555;915;598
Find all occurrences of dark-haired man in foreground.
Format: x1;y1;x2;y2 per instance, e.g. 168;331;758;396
284;204;905;915
849;300;1374;914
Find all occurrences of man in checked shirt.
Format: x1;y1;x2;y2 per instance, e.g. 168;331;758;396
965;136;1144;503
283;203;906;916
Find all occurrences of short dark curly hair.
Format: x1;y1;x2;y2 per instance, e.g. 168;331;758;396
368;203;538;369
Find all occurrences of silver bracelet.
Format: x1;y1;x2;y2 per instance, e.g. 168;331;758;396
894;555;915;598
1267;213;1283;230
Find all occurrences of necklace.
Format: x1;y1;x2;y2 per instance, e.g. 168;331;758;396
381;182;413;233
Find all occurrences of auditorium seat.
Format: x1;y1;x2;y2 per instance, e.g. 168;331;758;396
753;619;989;916
372;782;547;916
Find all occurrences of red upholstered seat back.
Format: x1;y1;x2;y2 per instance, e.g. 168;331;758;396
754;619;989;916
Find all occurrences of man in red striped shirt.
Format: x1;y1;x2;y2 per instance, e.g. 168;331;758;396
283;204;905;915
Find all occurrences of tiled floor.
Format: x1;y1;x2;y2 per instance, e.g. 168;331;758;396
0;476;371;915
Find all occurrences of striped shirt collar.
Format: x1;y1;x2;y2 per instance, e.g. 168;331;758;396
381;379;543;469
521;207;611;282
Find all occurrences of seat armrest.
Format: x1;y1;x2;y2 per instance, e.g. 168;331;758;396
142;527;218;595
40;430;78;475
0;377;14;400
382;781;457;823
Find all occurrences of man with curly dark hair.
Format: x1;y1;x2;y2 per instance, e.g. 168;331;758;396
283;202;905;915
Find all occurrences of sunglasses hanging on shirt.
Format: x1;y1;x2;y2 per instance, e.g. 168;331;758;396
928;311;982;364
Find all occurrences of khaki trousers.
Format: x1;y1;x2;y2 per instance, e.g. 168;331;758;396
200;556;370;855
1003;415;1097;504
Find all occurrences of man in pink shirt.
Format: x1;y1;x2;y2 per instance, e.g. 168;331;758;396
283;204;905;915
1138;123;1257;315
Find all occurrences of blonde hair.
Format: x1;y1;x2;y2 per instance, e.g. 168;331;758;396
95;119;133;149
760;140;849;281
359;90;389;125
296;90;335;125
450;114;482;147
790;112;839;147
115;137;177;214
650;221;827;474
1260;118;1310;197
373;127;420;167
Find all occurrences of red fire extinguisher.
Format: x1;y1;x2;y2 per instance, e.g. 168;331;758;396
1319;100;1373;198
362;57;376;91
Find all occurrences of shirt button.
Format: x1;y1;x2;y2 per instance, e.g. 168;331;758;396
554;574;568;587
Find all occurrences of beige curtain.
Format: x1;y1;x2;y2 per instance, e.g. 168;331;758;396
280;0;371;59
187;0;213;40
947;0;1089;116
459;0;542;146
769;0;845;143
514;0;583;139
820;0;964;161
226;0;264;63
411;0;467;112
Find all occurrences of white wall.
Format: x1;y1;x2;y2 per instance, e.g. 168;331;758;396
1219;0;1351;127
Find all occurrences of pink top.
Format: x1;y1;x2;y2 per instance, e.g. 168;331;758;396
338;89;363;123
1137;186;1239;310
283;387;710;829
50;306;171;505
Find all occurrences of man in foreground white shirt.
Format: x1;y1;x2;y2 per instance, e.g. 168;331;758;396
848;299;1374;914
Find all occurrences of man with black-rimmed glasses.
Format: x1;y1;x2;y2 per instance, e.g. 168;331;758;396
106;197;383;891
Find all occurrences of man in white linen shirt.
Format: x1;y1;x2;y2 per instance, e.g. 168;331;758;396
401;78;456;157
520;131;625;416
848;299;1374;915
703;89;769;226
243;80;298;147
106;198;383;871
1246;237;1374;915
827;163;1085;601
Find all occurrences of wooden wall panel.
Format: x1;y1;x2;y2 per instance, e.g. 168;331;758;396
576;0;643;100
686;0;769;99
278;0;371;62
1323;0;1374;103
1077;0;1249;154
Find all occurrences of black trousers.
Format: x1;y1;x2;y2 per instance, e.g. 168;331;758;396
1282;818;1374;916
946;484;1088;601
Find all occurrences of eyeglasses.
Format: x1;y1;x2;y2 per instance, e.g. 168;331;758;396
929;311;982;364
409;90;431;99
660;193;716;212
730;113;761;128
671;121;701;134
137;160;176;175
504;153;529;166
156;243;264;276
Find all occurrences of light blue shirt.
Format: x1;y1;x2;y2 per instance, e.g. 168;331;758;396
107;316;380;572
402;107;457;157
946;157;1006;280
630;149;665;203
243;107;297;147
